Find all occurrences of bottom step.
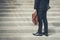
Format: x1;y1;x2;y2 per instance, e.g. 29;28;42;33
0;33;60;40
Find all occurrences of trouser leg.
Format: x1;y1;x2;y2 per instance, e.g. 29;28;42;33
42;10;48;34
37;10;43;34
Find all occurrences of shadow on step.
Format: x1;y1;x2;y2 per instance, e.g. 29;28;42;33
48;28;56;36
52;23;60;27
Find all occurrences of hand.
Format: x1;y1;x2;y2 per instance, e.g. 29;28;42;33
32;9;37;14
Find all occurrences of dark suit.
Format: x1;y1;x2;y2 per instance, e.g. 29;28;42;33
34;0;49;34
34;0;49;10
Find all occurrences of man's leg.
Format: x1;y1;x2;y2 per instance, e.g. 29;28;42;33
37;11;43;34
42;10;48;36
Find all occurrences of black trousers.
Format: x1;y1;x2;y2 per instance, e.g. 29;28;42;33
37;9;48;34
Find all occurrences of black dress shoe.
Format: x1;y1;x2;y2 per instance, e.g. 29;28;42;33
45;34;48;36
33;32;42;36
43;32;48;36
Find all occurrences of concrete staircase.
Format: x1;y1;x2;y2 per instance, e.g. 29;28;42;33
0;0;60;40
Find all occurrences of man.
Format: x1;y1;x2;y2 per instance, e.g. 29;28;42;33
33;0;49;36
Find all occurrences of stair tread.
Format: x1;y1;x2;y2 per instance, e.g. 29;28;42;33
0;33;60;38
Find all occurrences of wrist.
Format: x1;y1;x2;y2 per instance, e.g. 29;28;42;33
34;9;36;12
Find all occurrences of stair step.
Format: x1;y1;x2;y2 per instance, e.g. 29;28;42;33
0;5;60;8
0;17;60;21
0;16;60;18
0;10;60;12
0;12;60;14
0;13;60;17
0;22;59;27
0;26;60;33
0;8;60;10
0;33;60;40
0;0;59;4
